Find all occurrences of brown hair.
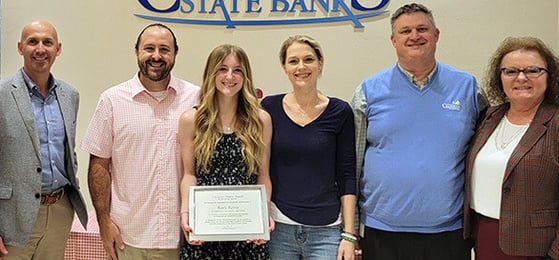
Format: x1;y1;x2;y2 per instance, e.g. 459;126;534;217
484;36;559;105
390;3;436;32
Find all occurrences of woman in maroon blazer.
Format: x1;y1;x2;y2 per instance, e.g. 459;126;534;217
464;37;559;259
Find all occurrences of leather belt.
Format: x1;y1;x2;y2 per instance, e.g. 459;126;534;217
40;187;65;205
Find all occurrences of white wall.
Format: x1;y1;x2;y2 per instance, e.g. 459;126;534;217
2;0;558;211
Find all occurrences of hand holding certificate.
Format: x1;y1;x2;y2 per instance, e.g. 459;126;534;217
188;184;270;242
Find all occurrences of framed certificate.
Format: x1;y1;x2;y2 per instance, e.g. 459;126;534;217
189;184;270;241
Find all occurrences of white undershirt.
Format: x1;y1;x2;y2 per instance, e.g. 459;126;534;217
149;90;166;99
471;116;529;219
270;202;342;226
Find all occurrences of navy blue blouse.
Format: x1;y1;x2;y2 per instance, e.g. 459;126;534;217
261;94;356;225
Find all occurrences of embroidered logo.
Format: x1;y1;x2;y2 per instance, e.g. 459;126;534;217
442;100;461;111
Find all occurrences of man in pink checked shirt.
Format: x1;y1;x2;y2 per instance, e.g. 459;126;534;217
81;23;199;260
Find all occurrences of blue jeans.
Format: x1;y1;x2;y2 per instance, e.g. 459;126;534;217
268;222;341;260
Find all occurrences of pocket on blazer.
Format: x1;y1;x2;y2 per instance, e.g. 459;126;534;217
530;209;559;227
0;187;13;199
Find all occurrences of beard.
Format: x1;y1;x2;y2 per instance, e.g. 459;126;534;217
138;59;174;82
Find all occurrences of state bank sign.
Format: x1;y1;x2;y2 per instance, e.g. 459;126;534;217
135;0;390;28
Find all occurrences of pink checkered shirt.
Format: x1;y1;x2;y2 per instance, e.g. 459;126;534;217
81;73;199;249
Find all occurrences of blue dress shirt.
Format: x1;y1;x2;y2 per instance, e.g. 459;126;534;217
21;69;69;191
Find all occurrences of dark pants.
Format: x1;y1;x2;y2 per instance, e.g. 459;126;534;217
360;226;471;260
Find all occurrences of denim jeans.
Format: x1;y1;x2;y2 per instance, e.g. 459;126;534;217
268;222;341;260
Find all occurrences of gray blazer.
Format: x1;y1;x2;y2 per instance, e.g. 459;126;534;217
0;71;88;246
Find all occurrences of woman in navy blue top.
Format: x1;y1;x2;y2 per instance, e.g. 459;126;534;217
261;35;357;260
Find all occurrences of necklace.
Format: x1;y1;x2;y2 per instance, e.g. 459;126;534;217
221;115;236;134
292;93;318;122
296;104;310;120
494;115;529;151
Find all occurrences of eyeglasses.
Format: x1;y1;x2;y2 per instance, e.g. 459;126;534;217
500;66;548;79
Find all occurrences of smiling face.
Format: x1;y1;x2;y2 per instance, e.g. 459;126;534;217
18;21;61;79
391;12;439;63
282;42;323;90
500;49;548;106
136;26;176;83
215;53;244;98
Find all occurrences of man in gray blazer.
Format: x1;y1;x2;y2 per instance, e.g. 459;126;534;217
0;20;87;259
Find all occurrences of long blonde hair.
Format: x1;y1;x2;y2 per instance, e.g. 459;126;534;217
194;44;264;175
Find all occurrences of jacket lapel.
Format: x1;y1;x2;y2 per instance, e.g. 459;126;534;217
53;83;80;184
504;102;556;181
469;105;507;163
55;85;73;137
10;75;41;161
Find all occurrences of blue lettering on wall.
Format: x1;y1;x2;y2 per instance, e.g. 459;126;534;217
352;0;389;11
135;0;389;28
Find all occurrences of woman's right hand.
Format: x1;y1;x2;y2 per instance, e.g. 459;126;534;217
181;212;204;245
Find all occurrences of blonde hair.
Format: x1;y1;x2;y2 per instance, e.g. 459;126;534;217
279;35;324;67
194;44;264;175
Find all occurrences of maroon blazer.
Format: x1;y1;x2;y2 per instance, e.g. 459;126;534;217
463;101;559;258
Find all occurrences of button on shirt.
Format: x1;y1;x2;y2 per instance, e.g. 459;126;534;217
81;74;199;249
22;69;69;192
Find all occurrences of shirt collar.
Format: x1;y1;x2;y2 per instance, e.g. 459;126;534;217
397;63;437;88
20;68;58;94
131;72;177;98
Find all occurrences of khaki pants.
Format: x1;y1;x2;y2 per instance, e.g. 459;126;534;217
4;194;74;260
116;244;179;260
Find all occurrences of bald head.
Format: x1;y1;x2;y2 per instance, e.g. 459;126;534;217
21;20;58;42
18;20;62;85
